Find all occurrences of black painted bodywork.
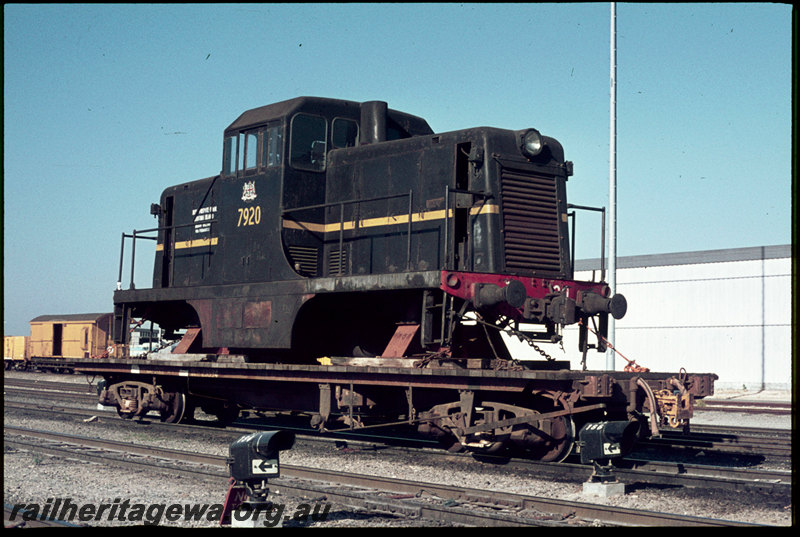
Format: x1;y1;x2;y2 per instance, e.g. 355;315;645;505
114;97;578;359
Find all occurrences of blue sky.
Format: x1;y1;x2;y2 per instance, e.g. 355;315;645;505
3;3;793;336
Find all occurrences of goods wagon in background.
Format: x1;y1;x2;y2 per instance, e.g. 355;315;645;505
28;313;113;372
4;335;30;369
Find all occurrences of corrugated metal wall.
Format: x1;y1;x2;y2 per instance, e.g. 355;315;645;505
505;245;792;390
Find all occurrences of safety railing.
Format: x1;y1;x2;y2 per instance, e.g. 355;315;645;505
282;191;414;275
117;220;217;290
284;187;496;276
441;185;493;272
566;203;606;282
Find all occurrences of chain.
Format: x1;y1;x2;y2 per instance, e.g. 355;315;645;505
511;329;557;362
460;313;557;362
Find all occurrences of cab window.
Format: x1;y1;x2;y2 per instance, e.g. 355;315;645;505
225;129;272;174
222;135;237;176
332;118;359;149
263;124;283;167
290;114;327;171
243;131;258;172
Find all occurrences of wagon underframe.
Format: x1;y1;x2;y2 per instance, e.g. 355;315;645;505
74;356;716;462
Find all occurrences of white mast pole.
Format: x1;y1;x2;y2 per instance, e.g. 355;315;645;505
607;2;617;370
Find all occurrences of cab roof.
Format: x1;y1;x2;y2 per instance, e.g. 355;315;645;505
225;96;433;136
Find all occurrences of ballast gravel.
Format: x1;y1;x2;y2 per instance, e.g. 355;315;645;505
3;372;793;527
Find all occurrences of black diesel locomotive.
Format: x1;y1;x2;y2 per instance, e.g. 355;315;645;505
115;96;623;360
89;97;714;462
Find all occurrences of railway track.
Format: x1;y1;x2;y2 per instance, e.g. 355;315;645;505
696;399;792;415
4;504;83;528
4;387;98;406
5;377;791;463
4;425;758;527
639;427;791;458
4;398;791;499
3;377;97;393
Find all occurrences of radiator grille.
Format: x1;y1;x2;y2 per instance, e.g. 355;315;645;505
287;245;318;277
500;167;562;273
328;248;348;275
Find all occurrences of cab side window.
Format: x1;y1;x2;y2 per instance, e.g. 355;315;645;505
332;118;359;149
264;124;282;167
290;114;327;172
222;135;237;176
223;125;283;176
242;131;259;172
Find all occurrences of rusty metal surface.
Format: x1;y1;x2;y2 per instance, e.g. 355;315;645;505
380;324;420;358
71;356;716;393
172;328;201;354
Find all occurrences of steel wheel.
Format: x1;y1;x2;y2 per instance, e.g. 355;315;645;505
534;413;575;462
160;392;188;424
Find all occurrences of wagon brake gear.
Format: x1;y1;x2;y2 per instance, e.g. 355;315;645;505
421;394;607;462
653;389;694;428
635;376;696;434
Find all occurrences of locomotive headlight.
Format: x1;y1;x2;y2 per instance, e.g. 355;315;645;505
521;129;544;159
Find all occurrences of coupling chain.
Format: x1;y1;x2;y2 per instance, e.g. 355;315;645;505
463;311;559;362
513;330;557;362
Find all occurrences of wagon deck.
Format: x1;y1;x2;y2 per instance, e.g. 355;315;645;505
70;355;715;394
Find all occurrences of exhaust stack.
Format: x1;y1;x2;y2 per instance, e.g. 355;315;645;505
360;101;387;144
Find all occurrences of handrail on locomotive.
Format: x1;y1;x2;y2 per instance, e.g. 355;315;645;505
117;219;218;291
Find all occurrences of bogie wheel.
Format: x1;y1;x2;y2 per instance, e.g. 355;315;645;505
533;413;575;463
520;397;577;463
160;392;190;424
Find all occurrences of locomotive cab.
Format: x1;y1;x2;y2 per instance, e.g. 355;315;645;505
151;97;435;290
216;97;434;283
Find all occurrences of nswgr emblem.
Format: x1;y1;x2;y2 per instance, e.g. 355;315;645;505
242;181;257;201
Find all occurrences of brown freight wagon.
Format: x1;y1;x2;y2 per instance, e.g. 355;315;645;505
29;313;112;359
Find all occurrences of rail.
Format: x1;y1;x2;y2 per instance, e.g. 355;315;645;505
4;424;764;526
